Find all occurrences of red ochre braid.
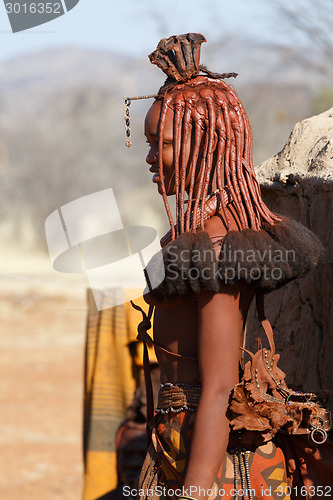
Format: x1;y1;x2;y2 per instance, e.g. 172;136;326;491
156;77;280;244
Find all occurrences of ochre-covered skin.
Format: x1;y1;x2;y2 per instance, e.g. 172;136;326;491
145;91;256;492
140;33;323;498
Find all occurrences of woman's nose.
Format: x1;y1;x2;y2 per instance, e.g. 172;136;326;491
146;149;158;165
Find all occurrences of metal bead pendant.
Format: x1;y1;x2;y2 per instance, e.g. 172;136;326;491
124;97;132;147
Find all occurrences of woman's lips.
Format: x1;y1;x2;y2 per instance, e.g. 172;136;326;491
149;166;160;183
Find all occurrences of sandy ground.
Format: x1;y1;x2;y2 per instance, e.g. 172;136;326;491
0;247;88;499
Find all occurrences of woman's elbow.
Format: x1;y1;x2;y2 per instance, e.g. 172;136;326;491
199;382;234;408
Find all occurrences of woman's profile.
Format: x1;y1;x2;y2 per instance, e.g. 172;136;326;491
130;33;323;500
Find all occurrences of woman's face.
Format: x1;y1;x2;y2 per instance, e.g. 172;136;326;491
144;99;192;196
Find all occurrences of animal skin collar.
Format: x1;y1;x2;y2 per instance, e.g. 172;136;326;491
144;218;323;301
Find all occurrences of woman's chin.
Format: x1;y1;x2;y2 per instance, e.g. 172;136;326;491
157;186;176;196
154;178;176;196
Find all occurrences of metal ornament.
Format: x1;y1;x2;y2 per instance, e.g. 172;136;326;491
124;97;132;148
123;95;157;147
308;415;328;445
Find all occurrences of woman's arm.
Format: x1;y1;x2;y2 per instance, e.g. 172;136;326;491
183;285;242;499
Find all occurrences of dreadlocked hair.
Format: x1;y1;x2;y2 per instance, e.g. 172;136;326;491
154;75;281;240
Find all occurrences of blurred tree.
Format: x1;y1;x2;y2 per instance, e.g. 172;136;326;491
271;0;333;77
127;0;231;64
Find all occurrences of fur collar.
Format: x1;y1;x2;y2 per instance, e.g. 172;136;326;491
144;218;323;301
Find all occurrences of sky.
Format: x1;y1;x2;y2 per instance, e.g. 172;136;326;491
0;0;281;61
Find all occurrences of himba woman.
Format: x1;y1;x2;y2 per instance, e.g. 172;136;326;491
129;34;324;500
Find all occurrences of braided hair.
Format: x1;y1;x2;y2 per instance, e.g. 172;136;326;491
148;34;280;241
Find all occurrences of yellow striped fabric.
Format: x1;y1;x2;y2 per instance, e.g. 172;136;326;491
82;288;151;500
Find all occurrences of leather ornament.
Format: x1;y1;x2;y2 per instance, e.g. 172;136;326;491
227;295;329;448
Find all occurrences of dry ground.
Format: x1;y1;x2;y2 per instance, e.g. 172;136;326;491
0;247;88;499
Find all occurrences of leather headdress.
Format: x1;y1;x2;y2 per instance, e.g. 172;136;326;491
148;33;207;82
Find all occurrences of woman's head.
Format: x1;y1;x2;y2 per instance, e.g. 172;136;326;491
145;74;279;237
142;33;280;240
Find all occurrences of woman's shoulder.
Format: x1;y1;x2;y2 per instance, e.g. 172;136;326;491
200;207;241;254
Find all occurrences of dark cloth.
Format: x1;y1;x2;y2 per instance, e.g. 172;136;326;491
276;434;333;498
